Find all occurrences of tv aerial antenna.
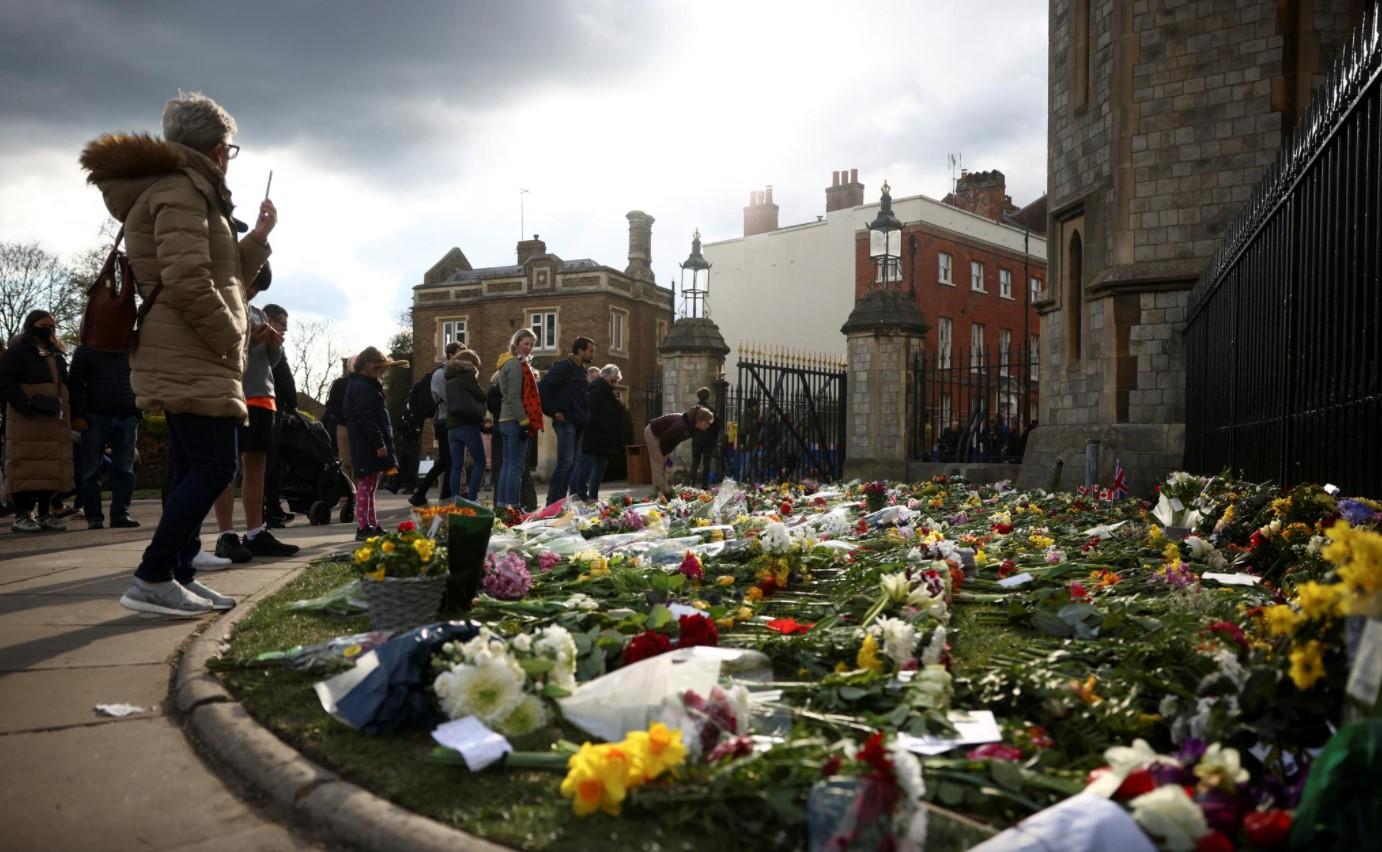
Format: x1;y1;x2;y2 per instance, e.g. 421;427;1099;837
947;153;963;195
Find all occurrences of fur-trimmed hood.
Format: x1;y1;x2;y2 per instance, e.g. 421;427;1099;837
79;133;233;222
445;359;479;379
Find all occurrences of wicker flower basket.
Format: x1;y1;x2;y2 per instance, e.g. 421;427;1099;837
360;575;448;632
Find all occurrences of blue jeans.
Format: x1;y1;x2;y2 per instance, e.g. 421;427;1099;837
136;413;239;584
448;424;486;501
81;413;138;523
497;420;528;508
545;420;582;506
570;453;608;502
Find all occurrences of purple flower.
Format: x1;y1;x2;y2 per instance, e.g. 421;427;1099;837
1176;738;1208;766
537;551;560;572
1339;499;1378;526
482;551;532;600
1149;761;1195;787
619;508;645;531
1196;788;1246;837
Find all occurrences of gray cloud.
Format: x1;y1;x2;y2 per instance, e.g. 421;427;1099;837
0;0;665;175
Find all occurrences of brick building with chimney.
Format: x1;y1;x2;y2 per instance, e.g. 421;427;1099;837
703;169;1045;379
851;170;1047;429
411;211;673;475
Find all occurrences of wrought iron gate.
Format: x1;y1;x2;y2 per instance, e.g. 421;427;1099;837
717;346;847;483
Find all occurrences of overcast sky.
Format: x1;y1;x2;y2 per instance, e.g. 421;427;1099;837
0;0;1047;355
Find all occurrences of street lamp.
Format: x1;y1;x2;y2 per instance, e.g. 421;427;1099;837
679;228;712;318
867;180;903;290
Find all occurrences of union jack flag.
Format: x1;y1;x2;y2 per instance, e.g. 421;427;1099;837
1112;460;1129;499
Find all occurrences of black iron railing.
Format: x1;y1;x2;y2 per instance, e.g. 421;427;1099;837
1185;11;1382;493
912;348;1039;464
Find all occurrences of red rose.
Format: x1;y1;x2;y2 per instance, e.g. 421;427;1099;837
779;501;792;516
1194;831;1234;852
1242;811;1292;846
858;731;893;777
1069;581;1089;601
998;559;1017;578
621;630;673;666
991;523;1014;534
820;755;844;777
1113;769;1157;800
397;520;417;532
676;613;719;649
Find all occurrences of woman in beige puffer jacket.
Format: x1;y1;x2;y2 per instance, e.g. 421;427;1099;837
79;133;269;420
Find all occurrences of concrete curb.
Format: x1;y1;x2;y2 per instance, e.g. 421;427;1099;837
172;551;510;852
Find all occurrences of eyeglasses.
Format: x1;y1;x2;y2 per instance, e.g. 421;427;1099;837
224;143;240;160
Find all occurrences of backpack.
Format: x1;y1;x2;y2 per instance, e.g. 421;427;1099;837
403;369;437;429
79;229;162;352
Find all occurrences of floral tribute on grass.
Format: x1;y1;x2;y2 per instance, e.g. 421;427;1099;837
249;475;1382;850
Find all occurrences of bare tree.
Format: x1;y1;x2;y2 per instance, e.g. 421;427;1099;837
0;242;83;343
288;317;345;406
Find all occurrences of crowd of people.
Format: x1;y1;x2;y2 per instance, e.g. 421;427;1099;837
1;91;719;619
931;414;1034;463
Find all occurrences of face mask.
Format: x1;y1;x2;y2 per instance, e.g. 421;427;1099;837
32;326;53;342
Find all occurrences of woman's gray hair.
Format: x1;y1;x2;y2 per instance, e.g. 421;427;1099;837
508;327;536;355
600;363;622;383
162;91;237;154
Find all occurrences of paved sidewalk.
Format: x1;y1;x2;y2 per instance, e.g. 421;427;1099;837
0;492;417;852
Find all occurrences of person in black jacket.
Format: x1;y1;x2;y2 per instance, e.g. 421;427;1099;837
68;344;140;530
537;336;595;506
688;386;720;489
443;349;487;500
263;305;296;526
571;364;625;502
343;346;406;540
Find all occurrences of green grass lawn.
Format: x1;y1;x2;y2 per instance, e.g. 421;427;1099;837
218;562;1006;851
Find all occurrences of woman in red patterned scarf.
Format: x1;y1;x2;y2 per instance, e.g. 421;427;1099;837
495;329;542;510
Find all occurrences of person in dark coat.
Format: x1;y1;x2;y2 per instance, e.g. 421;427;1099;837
537;336;595;506
443;349;487;500
571;364;625;502
68;344;140;530
343;346;406;540
263;304;296;526
0;311;74;533
688;386;720;489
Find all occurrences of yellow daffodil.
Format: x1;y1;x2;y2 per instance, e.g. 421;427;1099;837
716;575;735;587
1262;604;1301;637
691;600;709;610
353;547;373;564
715;617;735;631
1162;542;1182;563
1147;526;1164;545
974;550;990;567
1071;675;1103;704
856;634;886;673
1289;640;1326;690
1029;534;1055;549
745;587;764;603
834;661;850;673
735;606;753;621
1293;581;1342;620
559;744;635;816
621;723;686;781
381;540;396;554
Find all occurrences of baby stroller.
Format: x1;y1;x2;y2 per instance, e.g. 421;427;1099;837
277;411;355;526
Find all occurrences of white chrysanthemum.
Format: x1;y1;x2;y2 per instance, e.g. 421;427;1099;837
511;633;533;653
921;626;946;666
563;593;600;610
887;739;926;803
904;547;926;564
880;572;911;604
877;617;919;666
1103;738;1164;776
497;694;548;737
1211;648;1245;687
760;520;794;554
435;655;526;725
1129;785;1209;852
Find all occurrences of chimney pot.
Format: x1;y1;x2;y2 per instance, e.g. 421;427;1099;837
832;170;840;187
765;185;774;204
850;168;858;184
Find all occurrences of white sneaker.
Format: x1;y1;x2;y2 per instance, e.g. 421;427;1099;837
119;578;214;617
192;550;233;571
180;579;236;611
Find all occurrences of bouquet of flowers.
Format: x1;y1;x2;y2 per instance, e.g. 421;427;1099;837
353;521;446;580
431;624;578;738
